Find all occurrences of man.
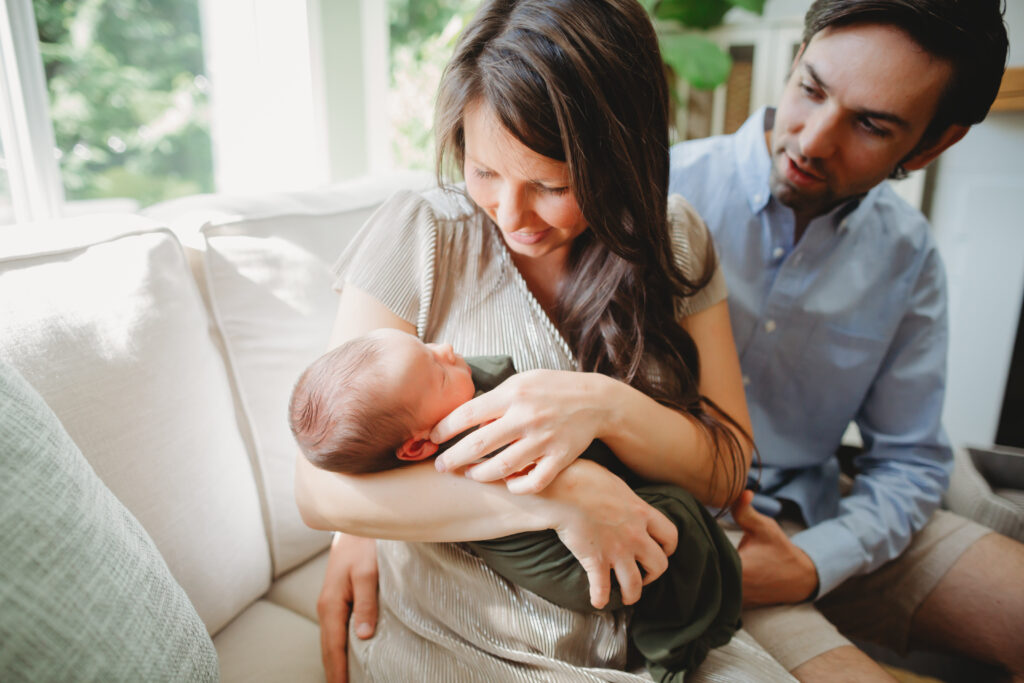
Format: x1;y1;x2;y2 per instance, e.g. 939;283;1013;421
669;0;1023;680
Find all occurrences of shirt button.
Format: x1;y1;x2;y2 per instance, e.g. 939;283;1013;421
764;320;777;333
742;375;751;386
772;247;785;260
753;193;763;204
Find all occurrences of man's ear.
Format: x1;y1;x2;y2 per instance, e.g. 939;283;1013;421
396;437;439;461
903;124;970;172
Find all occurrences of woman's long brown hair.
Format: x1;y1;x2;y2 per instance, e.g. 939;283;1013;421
435;0;751;505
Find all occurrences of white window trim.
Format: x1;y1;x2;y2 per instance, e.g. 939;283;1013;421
1;0;388;225
0;0;64;224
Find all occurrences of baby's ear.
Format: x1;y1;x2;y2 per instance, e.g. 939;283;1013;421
396;438;439;461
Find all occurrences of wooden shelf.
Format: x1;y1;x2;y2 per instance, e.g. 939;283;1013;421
992;66;1024;112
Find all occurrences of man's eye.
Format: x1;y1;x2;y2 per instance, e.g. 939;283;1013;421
859;119;891;138
800;82;820;98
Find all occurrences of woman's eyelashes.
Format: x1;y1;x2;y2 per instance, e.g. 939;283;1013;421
471;166;569;196
540;185;570;196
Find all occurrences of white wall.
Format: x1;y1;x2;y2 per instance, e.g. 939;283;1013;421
932;3;1024;448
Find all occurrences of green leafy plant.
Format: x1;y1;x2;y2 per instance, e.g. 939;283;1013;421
643;0;765;91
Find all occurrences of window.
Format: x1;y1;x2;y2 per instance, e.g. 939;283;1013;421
1;0;388;226
35;0;213;209
0;138;11;224
388;0;481;171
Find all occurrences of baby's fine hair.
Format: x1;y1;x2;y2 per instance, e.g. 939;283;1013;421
288;336;418;474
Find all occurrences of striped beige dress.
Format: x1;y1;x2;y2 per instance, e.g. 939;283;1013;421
332;188;794;682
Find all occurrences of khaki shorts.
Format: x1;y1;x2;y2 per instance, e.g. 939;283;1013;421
724;510;992;672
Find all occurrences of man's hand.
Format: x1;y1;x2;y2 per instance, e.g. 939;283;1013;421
731;490;819;607
317;533;379;683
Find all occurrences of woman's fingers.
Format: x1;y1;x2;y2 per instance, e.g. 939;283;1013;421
430;390;505;446
648;508;678;558
435;415;524;474
579;556;612;610
614;558;645;606
502;454;564;494
637;534;671;586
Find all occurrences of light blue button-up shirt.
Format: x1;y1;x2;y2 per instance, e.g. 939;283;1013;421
669;108;953;597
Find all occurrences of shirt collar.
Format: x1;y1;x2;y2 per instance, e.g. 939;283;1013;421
733;106;773;215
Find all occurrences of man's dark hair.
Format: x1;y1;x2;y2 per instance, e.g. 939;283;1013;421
804;0;1008;151
288;337;418;474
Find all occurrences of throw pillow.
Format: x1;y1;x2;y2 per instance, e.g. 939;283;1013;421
0;361;219;682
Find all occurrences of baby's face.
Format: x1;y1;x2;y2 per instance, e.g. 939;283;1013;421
371;329;476;433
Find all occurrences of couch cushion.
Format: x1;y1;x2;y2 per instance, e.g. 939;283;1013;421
0;216;271;634
214;600;324;682
0;360;219;681
197;172;433;575
266;550;330;623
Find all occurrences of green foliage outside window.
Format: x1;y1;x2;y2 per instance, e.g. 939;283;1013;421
645;0;765;92
389;0;481;171
388;0;763;171
34;0;213;206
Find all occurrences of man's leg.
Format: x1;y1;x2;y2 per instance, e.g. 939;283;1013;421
742;604;896;683
908;532;1024;680
791;646;898;683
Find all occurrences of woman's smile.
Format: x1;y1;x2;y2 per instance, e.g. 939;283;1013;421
505;228;552;245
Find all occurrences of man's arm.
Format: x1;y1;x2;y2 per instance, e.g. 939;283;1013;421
791;245;952;598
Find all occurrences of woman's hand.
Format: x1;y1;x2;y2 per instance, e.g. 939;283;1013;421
430;369;615;494
317;533;379;683
542;459;678;609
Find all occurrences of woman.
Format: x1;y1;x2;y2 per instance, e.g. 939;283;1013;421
296;0;755;679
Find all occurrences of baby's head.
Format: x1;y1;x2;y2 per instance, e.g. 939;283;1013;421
289;328;475;473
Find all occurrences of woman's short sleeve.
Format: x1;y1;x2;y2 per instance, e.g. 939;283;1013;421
331;190;438;328
668;193;728;318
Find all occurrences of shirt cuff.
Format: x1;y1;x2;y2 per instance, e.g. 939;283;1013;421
790;520;869;599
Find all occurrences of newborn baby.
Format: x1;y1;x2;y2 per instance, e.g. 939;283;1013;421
289;328;742;680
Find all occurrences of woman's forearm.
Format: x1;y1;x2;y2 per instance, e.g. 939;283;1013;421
295;454;558;540
595;374;752;508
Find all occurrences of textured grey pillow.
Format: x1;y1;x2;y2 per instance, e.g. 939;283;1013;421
0;361;219;682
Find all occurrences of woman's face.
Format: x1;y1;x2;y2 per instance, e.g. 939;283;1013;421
462;101;588;262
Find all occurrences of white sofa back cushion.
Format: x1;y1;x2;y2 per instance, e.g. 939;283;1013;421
197;172;433;575
0;216;271;635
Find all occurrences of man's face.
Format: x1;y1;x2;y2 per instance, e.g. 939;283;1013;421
768;23;953;220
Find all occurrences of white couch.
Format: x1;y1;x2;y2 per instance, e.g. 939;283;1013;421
1;170;1019;682
0;171;432;681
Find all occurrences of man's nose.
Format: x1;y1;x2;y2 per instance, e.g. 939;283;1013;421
799;106;838;160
